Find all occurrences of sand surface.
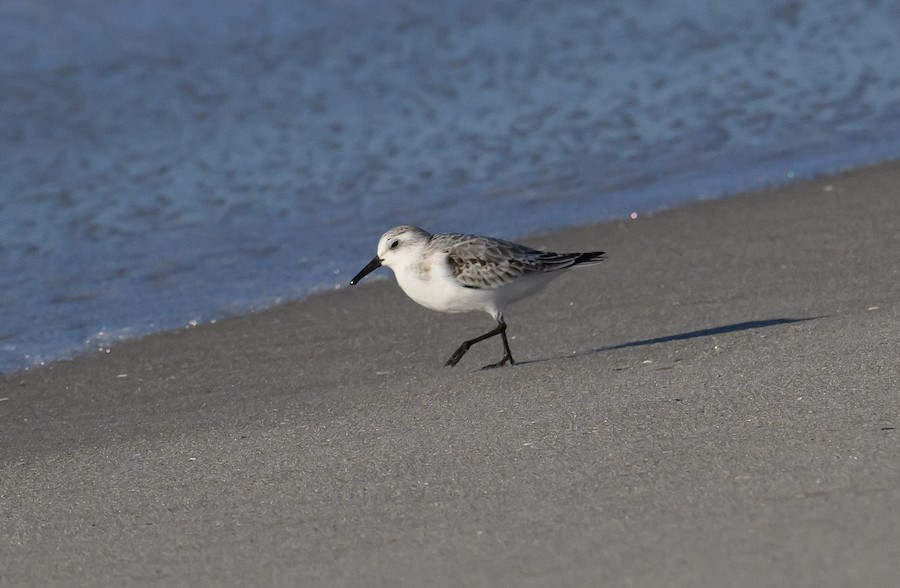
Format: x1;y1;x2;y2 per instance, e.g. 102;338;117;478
3;162;900;587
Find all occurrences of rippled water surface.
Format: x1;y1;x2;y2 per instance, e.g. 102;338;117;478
2;0;900;372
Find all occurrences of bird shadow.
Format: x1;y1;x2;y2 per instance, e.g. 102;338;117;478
515;316;822;367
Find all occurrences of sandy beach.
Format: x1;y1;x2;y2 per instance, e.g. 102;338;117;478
3;161;900;587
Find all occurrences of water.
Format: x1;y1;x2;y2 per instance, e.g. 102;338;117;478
2;0;900;373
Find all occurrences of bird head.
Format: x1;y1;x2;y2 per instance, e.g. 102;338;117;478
349;226;432;285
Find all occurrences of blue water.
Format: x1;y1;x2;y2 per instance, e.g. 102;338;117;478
3;0;900;373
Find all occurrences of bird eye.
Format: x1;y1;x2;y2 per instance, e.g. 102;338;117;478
389;240;399;249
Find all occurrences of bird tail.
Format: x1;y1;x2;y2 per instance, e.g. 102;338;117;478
572;251;606;266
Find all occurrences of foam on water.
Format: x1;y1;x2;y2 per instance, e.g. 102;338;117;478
2;0;900;372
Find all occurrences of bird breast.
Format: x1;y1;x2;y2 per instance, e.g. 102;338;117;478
394;255;497;315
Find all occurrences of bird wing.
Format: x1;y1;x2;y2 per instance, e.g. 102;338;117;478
437;234;594;290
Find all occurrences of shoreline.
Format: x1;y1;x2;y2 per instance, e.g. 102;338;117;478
3;160;900;586
6;140;900;378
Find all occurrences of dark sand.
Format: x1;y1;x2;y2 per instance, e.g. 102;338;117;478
3;161;900;587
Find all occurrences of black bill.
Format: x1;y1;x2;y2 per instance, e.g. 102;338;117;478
349;256;382;285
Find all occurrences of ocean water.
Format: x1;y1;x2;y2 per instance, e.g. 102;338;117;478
2;0;900;373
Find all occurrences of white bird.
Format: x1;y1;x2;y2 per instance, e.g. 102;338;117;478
349;226;606;368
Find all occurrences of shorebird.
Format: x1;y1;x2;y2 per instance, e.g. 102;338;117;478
349;226;606;369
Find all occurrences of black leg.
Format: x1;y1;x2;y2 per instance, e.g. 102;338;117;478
481;326;515;369
444;318;516;369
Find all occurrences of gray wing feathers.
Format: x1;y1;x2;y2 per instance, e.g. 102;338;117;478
436;234;605;290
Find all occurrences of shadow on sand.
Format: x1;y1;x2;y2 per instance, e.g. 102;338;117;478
515;316;821;367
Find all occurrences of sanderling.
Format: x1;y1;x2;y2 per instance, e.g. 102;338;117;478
349;226;606;369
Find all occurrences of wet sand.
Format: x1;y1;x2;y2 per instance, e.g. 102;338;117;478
3;161;900;587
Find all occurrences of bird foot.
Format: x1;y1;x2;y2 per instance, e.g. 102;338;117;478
480;355;515;370
444;344;470;367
